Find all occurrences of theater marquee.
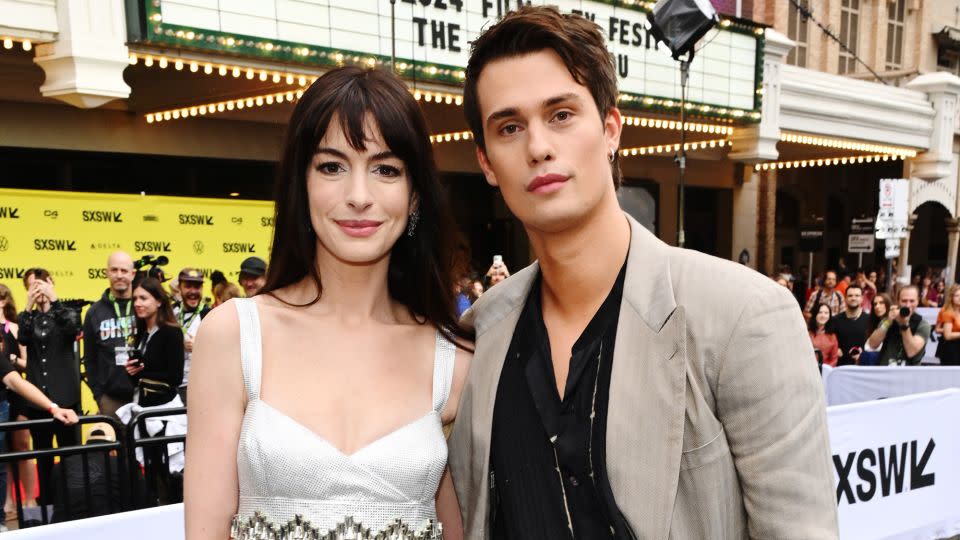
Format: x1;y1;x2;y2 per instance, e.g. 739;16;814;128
128;0;763;120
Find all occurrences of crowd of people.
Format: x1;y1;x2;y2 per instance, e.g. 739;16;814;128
770;263;960;368
0;251;269;525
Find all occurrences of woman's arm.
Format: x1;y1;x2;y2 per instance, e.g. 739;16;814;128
1;371;78;424
943;322;960;341
435;467;463;540
184;300;246;540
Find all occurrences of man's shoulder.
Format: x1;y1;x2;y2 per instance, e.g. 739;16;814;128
463;263;538;335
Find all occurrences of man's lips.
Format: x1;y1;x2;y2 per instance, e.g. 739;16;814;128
335;219;383;237
527;174;569;193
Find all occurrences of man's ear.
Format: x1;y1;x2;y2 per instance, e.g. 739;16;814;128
476;147;499;188
604;106;623;153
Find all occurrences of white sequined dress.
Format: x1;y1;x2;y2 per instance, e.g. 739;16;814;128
232;298;456;534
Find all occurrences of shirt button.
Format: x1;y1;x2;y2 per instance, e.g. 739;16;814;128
568;475;579;487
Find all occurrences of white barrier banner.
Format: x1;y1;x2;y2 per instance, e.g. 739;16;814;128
3;503;184;539
829;390;960;539
825;366;960;406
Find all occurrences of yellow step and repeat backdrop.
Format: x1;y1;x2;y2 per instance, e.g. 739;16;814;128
0;187;275;312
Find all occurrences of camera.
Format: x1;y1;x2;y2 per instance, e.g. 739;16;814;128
899;306;910;318
134;254;169;282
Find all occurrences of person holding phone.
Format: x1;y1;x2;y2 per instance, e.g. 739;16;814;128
485;255;510;288
866;285;930;366
125;278;184;407
16;269;82;505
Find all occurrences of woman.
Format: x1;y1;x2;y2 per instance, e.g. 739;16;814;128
185;67;473;539
808;303;839;367
935;285;960;366
861;293;894;366
2;283;37;518
17;270;83;505
124;278;184;407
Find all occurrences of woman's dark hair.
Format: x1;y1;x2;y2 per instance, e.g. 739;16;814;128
0;283;16;323
262;66;473;346
808;303;834;333
868;293;894;333
133;278;178;338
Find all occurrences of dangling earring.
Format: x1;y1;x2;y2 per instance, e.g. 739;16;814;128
406;209;420;237
609;149;616;162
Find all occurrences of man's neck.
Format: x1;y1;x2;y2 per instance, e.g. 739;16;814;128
529;191;631;318
111;289;131;300
845;307;862;319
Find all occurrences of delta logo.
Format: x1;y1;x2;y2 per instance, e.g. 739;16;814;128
135;241;172;253
179;213;214;226
82;210;124;223
223;242;256;253
0;207;20;219
33;238;77;251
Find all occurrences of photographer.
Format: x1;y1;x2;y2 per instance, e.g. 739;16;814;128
173;269;210;404
866;285;930;366
125;278;184;407
16;269;82;504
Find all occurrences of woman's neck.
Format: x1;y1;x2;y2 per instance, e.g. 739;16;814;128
145;314;158;331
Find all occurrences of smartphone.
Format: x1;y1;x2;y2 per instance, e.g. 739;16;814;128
493;255;503;267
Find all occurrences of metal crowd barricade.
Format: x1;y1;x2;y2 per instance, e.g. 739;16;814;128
0;415;128;529
125;406;187;508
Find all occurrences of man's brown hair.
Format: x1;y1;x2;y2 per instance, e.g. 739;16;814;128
463;5;622;187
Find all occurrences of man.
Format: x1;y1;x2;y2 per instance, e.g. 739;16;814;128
866;285;930;366
173;268;210;404
448;7;837;539
238;257;267;297
804;270;844;321
830;285;869;366
82;251;136;419
835;272;851;298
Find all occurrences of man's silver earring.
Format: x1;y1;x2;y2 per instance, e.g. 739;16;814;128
406;209;420;236
609;150;616;162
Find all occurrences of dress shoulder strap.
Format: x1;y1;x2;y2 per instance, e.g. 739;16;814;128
431;330;457;413
234;298;263;402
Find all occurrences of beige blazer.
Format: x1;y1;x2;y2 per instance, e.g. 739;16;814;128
448;215;839;539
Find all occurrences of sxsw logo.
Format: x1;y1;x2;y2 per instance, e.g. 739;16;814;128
82;210;123;223
0;267;26;279
261;217;274;227
179;213;214;226
34;238;77;251
223;242;256;253
88;268;108;279
0;207;19;219
135;241;172;253
834;438;936;505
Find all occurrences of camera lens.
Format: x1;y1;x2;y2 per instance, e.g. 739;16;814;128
899;307;910;317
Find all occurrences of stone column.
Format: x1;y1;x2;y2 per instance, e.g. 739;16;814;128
33;0;131;108
946;217;960;286
905;73;960;181
757;170;778;275
732;166;759;270
728;29;794;163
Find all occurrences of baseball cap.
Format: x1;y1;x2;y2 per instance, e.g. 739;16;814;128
239;257;267;277
178;268;205;284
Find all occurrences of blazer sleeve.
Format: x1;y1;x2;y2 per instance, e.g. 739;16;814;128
716;285;839;539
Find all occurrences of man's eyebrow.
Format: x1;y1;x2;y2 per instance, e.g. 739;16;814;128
485;93;582;128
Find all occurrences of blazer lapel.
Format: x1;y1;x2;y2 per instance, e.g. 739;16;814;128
454;263;539;539
607;216;687;540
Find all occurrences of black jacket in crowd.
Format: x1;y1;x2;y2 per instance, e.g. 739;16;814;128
18;302;81;408
130;324;185;394
82;290;136;403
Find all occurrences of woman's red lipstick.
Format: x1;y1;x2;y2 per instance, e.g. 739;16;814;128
335;220;383;237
